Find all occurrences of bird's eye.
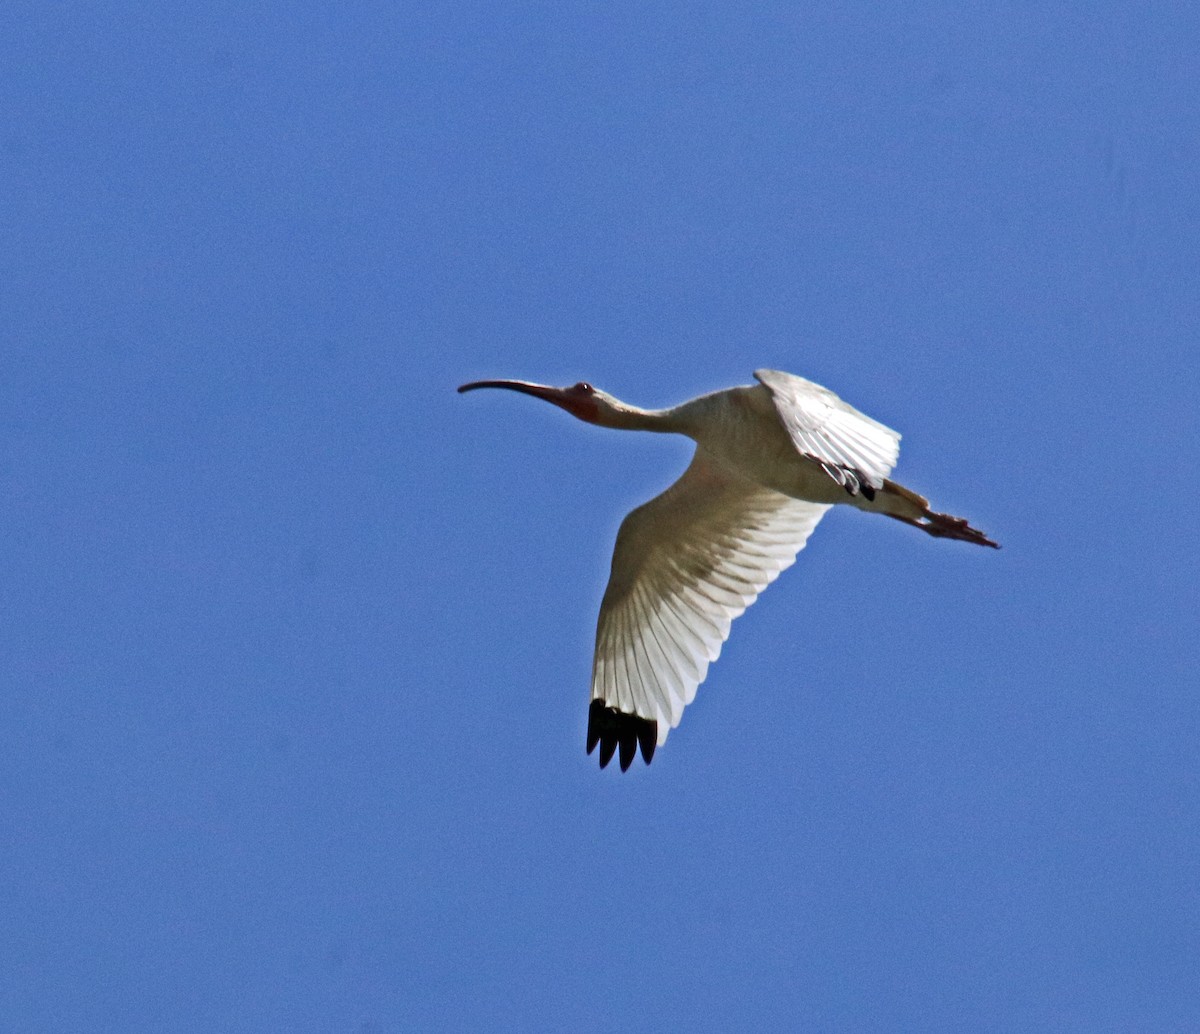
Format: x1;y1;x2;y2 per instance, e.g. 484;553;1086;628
574;382;594;394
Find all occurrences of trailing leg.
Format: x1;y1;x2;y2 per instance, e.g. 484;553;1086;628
878;479;999;549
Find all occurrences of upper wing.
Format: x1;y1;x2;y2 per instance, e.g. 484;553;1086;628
754;369;901;493
588;448;831;770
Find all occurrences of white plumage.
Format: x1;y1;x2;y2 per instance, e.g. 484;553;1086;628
459;370;996;771
593;448;830;746
755;369;900;490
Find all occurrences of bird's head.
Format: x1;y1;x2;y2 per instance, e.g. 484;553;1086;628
457;378;615;425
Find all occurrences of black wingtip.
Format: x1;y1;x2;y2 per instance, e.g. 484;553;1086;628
587;700;657;772
636;722;656;765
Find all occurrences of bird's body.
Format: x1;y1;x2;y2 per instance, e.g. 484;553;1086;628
459;370;997;771
671;382;884;506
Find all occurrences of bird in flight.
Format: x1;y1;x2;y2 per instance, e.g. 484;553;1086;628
459;370;997;772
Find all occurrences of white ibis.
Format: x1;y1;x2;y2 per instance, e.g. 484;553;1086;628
459;370;997;771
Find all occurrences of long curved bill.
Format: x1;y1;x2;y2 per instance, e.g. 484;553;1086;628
457;379;564;401
458;378;603;424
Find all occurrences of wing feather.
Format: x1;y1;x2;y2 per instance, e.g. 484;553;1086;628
588;448;830;767
754;368;901;489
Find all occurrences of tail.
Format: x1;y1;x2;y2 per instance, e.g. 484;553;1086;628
879;479;1000;549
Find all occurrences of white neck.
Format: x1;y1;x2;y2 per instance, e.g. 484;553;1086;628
600;401;690;434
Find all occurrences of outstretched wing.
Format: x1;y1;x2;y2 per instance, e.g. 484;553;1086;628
754;369;901;495
588;449;830;770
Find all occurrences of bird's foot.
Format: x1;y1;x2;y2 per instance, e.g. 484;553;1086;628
891;510;999;548
917;511;1000;548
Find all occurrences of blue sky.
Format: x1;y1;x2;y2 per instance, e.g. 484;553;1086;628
3;3;1198;1031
